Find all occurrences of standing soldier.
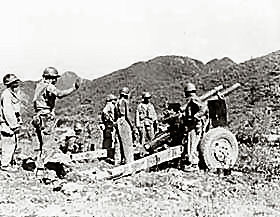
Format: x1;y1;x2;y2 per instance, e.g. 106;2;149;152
135;92;157;145
0;74;22;172
182;82;208;171
100;94;117;160
114;87;134;165
32;67;80;155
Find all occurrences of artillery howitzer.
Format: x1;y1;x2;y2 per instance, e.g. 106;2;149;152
144;83;240;170
80;83;240;180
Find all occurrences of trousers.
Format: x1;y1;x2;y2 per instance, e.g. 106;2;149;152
0;133;17;167
32;113;56;153
138;124;155;145
185;128;202;165
102;126;115;159
114;118;134;165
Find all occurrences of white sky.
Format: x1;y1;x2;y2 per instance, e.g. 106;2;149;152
0;0;279;80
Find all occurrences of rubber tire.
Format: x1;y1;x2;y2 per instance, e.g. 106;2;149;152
199;127;238;169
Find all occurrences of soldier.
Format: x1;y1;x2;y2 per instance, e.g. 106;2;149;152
182;82;208;171
135;92;158;145
55;122;85;154
32;67;80;155
73;121;91;152
0;74;22;172
100;94;117;160
114;87;134;165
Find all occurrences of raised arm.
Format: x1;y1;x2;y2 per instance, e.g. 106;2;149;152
50;79;80;99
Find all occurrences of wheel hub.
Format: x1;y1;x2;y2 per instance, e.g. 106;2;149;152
213;138;232;165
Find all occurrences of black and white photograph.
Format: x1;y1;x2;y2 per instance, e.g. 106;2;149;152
0;0;279;216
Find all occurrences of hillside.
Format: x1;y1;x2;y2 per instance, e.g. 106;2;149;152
56;51;280;135
57;55;236;117
1;51;280;217
2;51;279;135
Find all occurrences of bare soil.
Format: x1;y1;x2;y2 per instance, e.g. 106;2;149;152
1;134;280;217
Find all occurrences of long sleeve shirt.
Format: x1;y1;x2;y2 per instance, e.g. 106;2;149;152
0;88;21;131
114;98;133;128
184;95;208;127
101;102;115;127
135;102;157;128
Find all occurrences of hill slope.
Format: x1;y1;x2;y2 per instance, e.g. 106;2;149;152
57;51;280;133
3;51;280;134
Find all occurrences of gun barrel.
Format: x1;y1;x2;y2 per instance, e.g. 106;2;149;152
207;83;241;101
144;132;170;151
181;85;224;111
199;85;224;101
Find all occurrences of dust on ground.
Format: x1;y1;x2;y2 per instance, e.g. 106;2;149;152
1;164;280;217
1;132;280;217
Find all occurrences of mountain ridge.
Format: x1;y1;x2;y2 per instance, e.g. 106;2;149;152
1;50;280;134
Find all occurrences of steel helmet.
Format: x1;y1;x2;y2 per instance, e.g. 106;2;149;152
3;74;20;86
120;87;130;95
142;92;152;99
43;67;61;78
74;122;83;132
106;94;117;102
184;82;196;92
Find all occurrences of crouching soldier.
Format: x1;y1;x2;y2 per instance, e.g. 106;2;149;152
58;121;88;154
114;87;134;165
0;74;22;172
32;67;80;155
100;94;117;160
135;92;157;145
182;82;208;171
43;122;85;179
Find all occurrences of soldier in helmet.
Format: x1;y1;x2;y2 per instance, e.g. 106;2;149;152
32;67;80;155
0;74;22;172
73;121;88;152
182;82;208;171
114;87;134;165
57;121;85;154
135;92;158;145
100;94;117;160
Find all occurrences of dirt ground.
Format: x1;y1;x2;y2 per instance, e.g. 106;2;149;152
1;134;280;217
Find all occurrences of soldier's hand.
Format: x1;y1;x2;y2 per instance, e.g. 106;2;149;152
73;79;81;90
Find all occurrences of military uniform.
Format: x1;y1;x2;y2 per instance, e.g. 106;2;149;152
114;97;134;165
32;67;79;155
0;75;22;170
183;95;208;166
33;80;58;133
32;80;59;155
135;102;157;145
101;100;115;159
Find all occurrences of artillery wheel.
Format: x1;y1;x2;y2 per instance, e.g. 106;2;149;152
200;127;238;169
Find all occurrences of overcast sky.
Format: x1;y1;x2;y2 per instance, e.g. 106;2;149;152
0;0;279;80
